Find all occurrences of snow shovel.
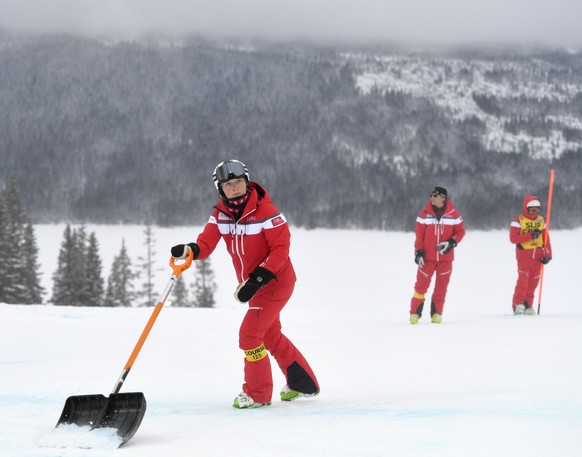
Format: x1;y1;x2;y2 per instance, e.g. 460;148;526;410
56;250;193;446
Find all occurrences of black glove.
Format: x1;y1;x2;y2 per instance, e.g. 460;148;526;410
235;266;276;303
414;250;425;267
531;229;541;240
437;238;457;254
540;256;551;265
171;243;199;259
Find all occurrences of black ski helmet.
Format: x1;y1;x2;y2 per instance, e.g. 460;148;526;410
213;160;249;194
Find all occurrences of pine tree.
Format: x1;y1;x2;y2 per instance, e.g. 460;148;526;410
51;225;78;306
73;225;90;305
171;274;191;307
135;225;158;307
50;224;105;306
1;178;27;303
22;222;44;303
0;198;7;301
0;176;43;304
191;258;217;308
84;232;105;306
104;239;135;307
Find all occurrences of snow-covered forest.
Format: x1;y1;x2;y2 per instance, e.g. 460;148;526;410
1;32;581;230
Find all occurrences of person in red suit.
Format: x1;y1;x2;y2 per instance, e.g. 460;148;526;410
509;195;552;315
409;187;465;324
171;160;319;409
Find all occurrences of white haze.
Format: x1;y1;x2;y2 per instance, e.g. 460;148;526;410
1;0;582;48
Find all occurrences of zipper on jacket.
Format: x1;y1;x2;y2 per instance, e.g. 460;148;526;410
434;217;442;261
435;208;454;261
231;221;245;281
232;207;257;280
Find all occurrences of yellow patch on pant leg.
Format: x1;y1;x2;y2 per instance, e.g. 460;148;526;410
413;291;425;300
244;344;267;362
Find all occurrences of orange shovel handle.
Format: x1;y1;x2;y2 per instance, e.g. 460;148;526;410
112;249;194;394
170;247;194;277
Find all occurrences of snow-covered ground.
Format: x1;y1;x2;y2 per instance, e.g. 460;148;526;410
1;225;581;457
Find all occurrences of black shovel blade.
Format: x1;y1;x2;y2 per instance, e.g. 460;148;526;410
56;392;147;446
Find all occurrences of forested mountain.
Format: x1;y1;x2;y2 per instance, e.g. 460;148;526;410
1;31;581;229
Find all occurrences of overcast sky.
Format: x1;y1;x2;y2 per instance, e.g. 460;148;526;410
1;0;581;48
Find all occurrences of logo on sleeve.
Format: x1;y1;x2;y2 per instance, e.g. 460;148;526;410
271;216;284;227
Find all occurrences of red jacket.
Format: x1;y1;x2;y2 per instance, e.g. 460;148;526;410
195;182;296;286
414;198;465;262
509;195;552;261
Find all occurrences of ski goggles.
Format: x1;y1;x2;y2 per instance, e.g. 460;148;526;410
214;161;247;183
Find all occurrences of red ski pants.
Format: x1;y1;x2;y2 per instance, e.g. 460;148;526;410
512;257;542;310
239;282;319;403
409;260;453;316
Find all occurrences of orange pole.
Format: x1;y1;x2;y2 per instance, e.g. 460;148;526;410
537;169;555;315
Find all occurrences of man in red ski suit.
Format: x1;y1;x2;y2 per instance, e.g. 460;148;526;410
509;195;552;315
171;160;319;409
409;187;465;324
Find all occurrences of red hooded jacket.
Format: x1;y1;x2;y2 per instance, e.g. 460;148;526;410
414;197;465;262
509;195;552;261
195;182;296;286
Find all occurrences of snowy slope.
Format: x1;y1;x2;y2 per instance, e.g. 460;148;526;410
1;225;581;457
353;54;582;159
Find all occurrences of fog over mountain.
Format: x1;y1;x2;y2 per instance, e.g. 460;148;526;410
1;0;582;49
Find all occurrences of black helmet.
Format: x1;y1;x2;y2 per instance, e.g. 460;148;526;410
213;159;249;191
